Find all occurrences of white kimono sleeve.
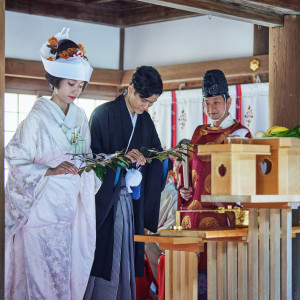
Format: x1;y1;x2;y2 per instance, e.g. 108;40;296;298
5;113;50;236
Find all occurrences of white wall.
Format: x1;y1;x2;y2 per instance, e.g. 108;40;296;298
5;11;120;69
5;12;255;71
124;15;254;70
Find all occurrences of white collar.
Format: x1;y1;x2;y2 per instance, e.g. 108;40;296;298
210;113;235;129
42;97;77;130
126;104;137;128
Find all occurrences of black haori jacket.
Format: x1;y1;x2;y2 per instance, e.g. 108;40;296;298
89;94;167;280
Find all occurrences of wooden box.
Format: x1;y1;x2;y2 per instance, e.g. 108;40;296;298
252;138;300;195
197;144;270;195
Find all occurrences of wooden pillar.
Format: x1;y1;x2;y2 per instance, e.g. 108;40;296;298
259;209;270;300
217;242;227;299
281;209;292;300
269;15;300;128
270;209;281;300
207;242;217;300
227;242;238;300
248;208;258;300
292;209;300;299
237;242;247;300
119;27;124;71
0;0;5;297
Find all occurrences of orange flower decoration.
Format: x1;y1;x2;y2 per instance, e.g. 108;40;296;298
67;48;78;56
48;36;58;48
47;57;54;61
59;50;70;59
78;43;86;55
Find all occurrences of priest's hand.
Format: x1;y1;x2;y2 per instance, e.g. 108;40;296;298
45;161;79;176
125;149;147;166
179;187;193;201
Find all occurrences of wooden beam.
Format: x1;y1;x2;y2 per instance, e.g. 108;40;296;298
6;0;122;27
5;58;122;86
119;28;125;71
243;0;300;12
5;55;269;95
121;5;200;27
162;75;258;91
136;0;284;27
6;0;200;27
269;15;300;128
0;0;4;296
83;0;117;3
5;77;118;100
121;55;269;86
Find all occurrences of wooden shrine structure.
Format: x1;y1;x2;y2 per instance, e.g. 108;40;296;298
136;137;300;299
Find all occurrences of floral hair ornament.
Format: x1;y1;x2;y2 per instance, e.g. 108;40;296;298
40;27;93;82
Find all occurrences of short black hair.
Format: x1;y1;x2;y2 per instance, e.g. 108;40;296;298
130;66;163;98
178;139;190;145
45;39;88;91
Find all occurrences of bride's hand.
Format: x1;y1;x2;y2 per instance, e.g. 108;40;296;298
45;161;78;176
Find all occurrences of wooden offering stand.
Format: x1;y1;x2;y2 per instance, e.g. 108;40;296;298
225;137;300;195
135;138;300;300
197;143;270;195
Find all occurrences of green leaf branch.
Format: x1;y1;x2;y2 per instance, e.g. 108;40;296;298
71;150;131;182
71;144;194;181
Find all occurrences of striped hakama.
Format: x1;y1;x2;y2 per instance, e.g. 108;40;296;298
85;179;136;300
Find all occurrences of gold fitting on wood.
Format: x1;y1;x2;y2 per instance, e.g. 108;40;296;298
250;58;260;71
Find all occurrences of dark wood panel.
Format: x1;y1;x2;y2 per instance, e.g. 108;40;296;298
269;15;300;128
254;25;269;56
5;58;122;86
119;28;125;70
5;0;199;26
5;77;118;100
5;58;46;80
6;0;122;26
6;0;298;27
89;68;122;86
122;5;200;26
121;55;269;86
5;56;269;96
241;0;300;12
136;0;283;27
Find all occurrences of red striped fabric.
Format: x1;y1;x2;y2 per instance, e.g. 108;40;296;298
236;84;242;122
203;110;208;124
171;91;177;147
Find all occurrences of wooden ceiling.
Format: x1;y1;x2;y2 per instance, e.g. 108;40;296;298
6;0;300;28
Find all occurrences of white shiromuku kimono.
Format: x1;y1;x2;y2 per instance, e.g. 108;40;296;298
5;97;100;300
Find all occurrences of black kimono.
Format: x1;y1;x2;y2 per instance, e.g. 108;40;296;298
89;94;166;280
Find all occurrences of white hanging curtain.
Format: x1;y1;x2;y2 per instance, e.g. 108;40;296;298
228;85;237;119
148;91;172;149
148;83;269;148
175;88;203;143
240;83;269;135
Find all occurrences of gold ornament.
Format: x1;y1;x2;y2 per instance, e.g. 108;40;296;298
250;58;260;71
